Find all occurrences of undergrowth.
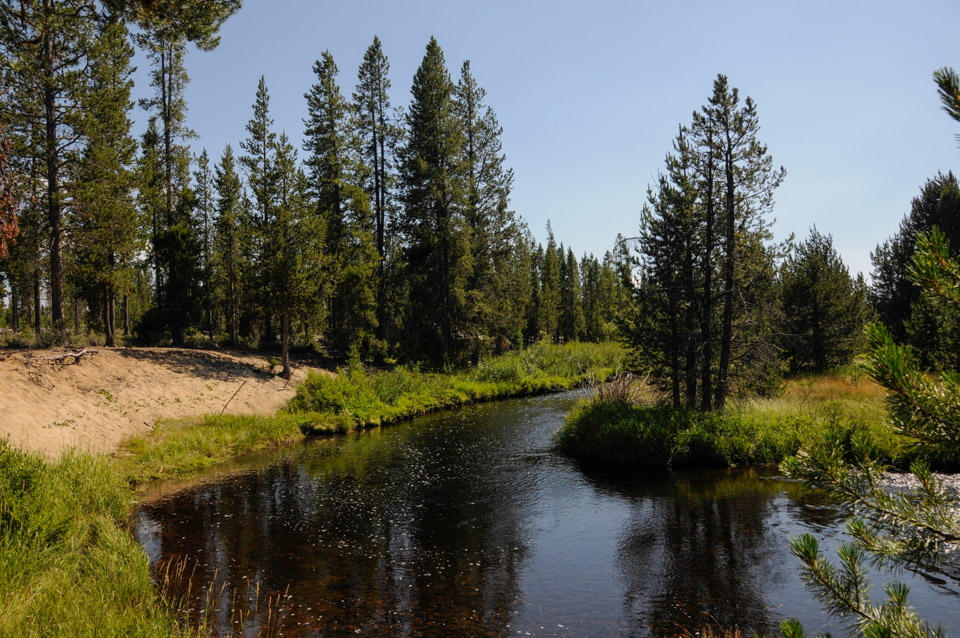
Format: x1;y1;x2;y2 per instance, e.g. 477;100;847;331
556;368;907;469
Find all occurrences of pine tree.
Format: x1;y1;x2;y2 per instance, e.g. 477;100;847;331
304;50;378;358
1;0;99;339
213;145;244;346
353;36;395;341
781;69;960;638
869;173;960;367
779;228;868;373
453;60;523;356
559;247;584;342
540;226;561;343
70;19;139;347
630;128;702;407
262;134;321;378
0;91;18;260
703;75;785;409
398;37;469;365
782;229;960;638
137;118;165;309
240;76;277;344
194;148;215;336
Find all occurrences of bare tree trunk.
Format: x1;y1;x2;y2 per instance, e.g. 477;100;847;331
11;280;19;332
280;309;290;379
105;285;116;347
33;274;41;334
700;153;715;411
123;291;129;334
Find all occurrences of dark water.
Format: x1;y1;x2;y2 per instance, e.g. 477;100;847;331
134;391;960;637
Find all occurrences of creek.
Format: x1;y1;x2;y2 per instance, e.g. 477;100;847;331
134;390;960;637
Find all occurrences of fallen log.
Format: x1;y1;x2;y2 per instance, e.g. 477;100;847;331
25;348;100;366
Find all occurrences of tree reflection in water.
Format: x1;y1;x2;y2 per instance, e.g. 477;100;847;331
135;392;959;637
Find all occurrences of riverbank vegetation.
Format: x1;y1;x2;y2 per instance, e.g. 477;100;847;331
556;366;906;469
121;341;623;483
0;341;622;635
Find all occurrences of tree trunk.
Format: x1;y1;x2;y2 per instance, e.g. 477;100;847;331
123;291;130;334
669;291;681;409
33;274;41;334
161;46;173;227
105;285;116;347
716;142;736;411
684;240;698;408
73;290;79;332
280;309;290;379
228;256;238;346
11;281;19;332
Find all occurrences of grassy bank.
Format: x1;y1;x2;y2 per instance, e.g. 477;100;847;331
288;341;625;432
0;342;623;636
556;368;910;469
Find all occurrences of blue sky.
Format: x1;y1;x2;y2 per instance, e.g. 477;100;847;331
132;0;960;278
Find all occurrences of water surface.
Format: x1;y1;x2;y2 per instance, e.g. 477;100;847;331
134;391;960;637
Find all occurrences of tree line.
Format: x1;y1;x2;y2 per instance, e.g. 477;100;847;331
0;6;628;372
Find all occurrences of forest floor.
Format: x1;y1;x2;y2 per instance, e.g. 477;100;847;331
0;346;330;458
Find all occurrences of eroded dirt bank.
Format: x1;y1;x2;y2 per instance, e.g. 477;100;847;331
0;347;326;458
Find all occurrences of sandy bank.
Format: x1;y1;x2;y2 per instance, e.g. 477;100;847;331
0;347;327;458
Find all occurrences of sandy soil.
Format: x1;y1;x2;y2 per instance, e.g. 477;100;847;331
0;347;327;459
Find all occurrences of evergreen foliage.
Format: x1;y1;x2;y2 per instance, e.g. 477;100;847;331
70;19;139;347
782;229;960;638
398;37;469;365
304;51;379;358
0;29;626;361
211;145;244;345
626;76;785;409
353;36;396;342
870;172;960;368
779;228;869;374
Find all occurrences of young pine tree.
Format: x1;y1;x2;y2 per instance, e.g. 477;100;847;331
353;36;395;341
212;145;244;346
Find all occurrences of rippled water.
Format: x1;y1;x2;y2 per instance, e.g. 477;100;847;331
134;391;960;637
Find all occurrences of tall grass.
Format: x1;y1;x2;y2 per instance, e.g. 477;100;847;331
556;368;907;469
0;440;188;637
288;341;625;432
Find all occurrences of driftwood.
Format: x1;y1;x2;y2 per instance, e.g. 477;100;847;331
25;348;100;367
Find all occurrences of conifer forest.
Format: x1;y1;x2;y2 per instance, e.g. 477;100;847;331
3;3;960;638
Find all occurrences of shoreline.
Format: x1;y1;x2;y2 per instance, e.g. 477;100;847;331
0;342;624;636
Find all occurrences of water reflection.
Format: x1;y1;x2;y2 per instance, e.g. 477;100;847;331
135;392;960;637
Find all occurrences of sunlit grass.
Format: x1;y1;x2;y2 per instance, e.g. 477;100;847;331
557;366;907;469
288;341;625;432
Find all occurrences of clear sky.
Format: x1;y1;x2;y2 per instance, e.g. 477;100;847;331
131;0;960;278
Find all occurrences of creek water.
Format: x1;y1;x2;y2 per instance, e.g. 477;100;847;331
133;390;960;637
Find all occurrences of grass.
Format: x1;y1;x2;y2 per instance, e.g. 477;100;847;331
556;367;909;469
288;341;625;432
0;440;187;637
0;341;624;636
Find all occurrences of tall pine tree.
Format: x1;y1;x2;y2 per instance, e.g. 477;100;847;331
399;37;469;365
